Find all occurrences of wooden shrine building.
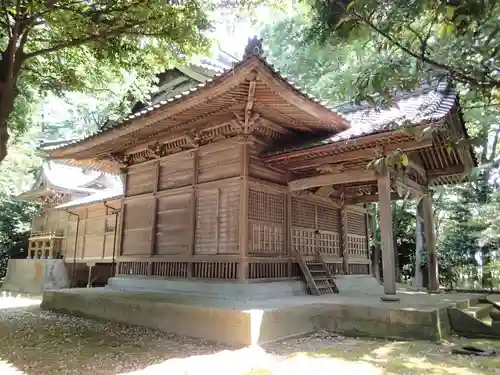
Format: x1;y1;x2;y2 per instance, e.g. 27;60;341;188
45;38;474;297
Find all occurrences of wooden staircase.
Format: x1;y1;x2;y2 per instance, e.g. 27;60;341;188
296;251;339;295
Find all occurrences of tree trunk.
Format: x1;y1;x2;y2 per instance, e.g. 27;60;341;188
0;46;23;163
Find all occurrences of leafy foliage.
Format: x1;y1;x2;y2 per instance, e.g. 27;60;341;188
304;0;500;105
0;0;273;163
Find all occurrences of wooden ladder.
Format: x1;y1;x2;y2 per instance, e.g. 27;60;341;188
295;251;339;295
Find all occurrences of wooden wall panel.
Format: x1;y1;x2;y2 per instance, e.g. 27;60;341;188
218;183;240;254
85;217;105;235
249;155;288;185
83;235;104;258
195;189;218;254
104;233;116;258
159;152;192;190
197;141;241;184
121;199;154;256
87;206;106;218
126;164;155;196
195;182;240;255
156;193;191;255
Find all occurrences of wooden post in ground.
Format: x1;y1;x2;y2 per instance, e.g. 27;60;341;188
422;192;439;292
377;171;397;296
413;200;424;288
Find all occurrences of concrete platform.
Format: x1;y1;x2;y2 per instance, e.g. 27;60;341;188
3;259;69;294
41;283;481;346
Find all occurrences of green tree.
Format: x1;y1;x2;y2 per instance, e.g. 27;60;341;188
304;0;500;103
0;0;274;164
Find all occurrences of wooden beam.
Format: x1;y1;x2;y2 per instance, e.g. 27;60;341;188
289;168;376;192
346;192;400;205
406;153;427;182
315;185;333;197
377;171;397;296
265;135;434;167
393;176;427;197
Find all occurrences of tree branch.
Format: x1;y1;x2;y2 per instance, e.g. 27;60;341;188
349;10;500;90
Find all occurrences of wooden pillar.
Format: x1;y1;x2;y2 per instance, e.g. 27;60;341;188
148;161;160;275
286;191;293;277
413;200;424;288
340;206;349;274
238;139;250;281
377;171;396;295
118;168;128;258
422;192;439;292
188;149;199;279
367;208;380;280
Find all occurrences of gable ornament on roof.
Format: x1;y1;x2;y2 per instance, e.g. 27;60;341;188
243;36;264;59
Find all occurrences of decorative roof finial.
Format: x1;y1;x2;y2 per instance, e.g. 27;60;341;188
243;35;264;59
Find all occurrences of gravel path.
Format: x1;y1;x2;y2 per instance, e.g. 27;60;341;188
0;293;498;375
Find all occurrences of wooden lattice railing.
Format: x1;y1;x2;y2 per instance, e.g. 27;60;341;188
248;261;288;279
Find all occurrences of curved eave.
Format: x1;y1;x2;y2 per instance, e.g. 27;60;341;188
47;56;348;160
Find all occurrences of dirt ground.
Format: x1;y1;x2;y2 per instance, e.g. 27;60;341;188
0;293;500;375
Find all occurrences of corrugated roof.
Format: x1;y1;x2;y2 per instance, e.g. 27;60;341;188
55;187;122;209
267;80;457;156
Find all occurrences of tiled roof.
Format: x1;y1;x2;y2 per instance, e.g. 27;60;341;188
55;187;122;209
43;55;345;153
268;80;457;156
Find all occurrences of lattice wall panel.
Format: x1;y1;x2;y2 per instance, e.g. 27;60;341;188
152;262;189;278
291;197;341;256
326;262;344;275
192;261;239;279
249;189;285;224
248;262;288;279
317;232;340;256
347;235;368;258
249;223;284;254
291;198;315;228
117;261;149;276
292;229;316;255
317;205;340;232
347;212;367;236
349;263;370;275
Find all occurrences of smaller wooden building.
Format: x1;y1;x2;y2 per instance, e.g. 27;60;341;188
15;161;121;286
46;38;475;297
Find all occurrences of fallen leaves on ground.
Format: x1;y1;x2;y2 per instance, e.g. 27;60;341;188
0;294;499;374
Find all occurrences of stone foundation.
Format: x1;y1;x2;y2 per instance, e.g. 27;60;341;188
2;259;69;294
40;287;474;345
106;277;307;300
